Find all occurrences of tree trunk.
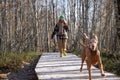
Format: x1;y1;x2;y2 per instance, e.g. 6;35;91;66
114;0;120;51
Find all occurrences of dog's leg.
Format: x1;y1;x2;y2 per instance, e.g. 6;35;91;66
87;61;92;80
100;64;105;76
97;50;105;76
80;48;86;72
88;67;92;80
99;59;105;76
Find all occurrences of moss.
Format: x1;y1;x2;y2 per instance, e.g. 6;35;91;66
100;51;120;76
0;52;40;73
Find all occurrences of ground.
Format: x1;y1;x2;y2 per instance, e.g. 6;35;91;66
7;58;38;80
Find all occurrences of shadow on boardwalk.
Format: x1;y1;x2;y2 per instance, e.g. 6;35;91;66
35;52;120;80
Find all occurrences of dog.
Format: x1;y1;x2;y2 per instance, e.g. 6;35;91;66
79;33;105;80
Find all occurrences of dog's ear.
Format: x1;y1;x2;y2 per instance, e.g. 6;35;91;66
83;33;89;40
94;35;98;42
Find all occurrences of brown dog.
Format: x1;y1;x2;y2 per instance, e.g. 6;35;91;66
80;33;105;80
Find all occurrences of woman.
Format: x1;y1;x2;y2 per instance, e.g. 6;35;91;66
51;15;69;57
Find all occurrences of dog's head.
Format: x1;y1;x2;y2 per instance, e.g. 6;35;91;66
89;35;98;51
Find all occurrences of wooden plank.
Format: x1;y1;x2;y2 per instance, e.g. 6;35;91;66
35;52;120;80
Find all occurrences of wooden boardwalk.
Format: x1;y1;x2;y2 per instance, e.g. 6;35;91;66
35;52;120;80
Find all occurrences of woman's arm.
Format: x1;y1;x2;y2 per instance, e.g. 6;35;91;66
64;25;69;31
51;25;59;39
63;20;69;31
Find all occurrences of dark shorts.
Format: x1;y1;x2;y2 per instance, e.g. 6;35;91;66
57;34;68;39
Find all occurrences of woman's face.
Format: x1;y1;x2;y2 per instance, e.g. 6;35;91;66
59;18;64;23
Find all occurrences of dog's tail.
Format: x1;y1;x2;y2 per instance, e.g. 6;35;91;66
79;39;86;47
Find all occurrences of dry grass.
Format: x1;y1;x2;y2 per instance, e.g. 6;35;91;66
0;52;40;79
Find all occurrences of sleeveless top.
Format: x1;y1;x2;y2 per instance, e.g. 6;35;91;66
51;23;68;39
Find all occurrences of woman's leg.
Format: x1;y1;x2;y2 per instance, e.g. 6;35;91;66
57;38;63;57
62;39;67;56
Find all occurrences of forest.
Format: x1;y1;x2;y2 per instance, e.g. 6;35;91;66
0;0;120;53
0;0;120;79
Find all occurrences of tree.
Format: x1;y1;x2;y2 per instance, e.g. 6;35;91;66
114;0;120;51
